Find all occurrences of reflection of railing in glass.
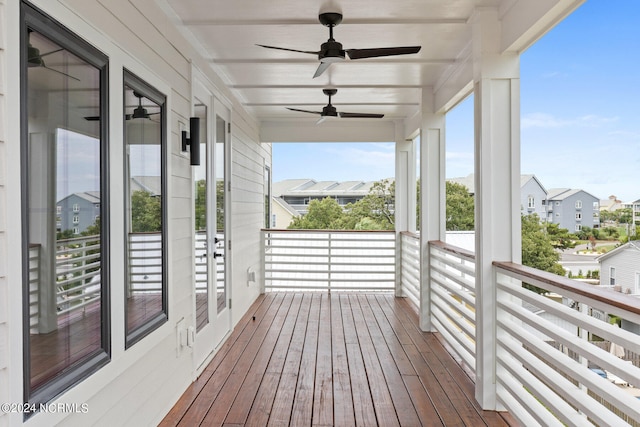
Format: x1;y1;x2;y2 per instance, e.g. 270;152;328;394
28;235;102;332
195;231;226;315
128;232;163;294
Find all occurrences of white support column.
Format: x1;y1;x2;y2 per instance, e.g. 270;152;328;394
395;120;416;297
472;8;522;410
419;89;445;332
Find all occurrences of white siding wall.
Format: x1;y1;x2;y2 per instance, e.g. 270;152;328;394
3;0;268;425
601;247;640;294
0;1;9;426
230;113;270;324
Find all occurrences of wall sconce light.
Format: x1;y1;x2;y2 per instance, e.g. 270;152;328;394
181;117;200;166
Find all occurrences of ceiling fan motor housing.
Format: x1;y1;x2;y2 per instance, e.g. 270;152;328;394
319;40;345;62
322;104;338;117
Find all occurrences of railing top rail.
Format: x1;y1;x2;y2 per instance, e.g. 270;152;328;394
56;234;100;245
400;231;419;239
262;228;395;234
494;261;640;316
429;240;475;262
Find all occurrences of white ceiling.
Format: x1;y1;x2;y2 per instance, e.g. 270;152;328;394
158;0;583;126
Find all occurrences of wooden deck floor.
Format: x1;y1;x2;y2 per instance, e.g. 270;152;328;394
161;292;518;427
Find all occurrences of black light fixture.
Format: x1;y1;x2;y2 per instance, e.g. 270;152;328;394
181;117;200;166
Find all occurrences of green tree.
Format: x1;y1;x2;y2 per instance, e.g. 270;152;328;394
521;214;565;293
446;181;474;230
131;190;162;232
288;197;345;229
195;179;206;231
216;180;225;231
544;222;576;251
340;179;395;231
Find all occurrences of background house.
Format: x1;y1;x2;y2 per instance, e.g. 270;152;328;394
273;178;381;215
56;191;101;235
447;173;548;219
546;188;600;232
623;198;640;234
271;197;299;228
597;240;640;334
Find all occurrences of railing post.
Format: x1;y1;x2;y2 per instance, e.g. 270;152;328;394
327;232;332;293
420;88;446;332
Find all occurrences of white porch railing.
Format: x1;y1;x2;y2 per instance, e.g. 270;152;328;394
425;239;640;427
400;232;420;307
429;240;477;372
262;229;395;292
28;236;102;332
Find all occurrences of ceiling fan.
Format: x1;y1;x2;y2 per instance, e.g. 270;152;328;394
257;12;421;78
85;91;160;121
27;30;80;81
287;88;384;123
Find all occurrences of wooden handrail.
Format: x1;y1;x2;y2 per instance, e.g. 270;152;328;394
494;260;640;316
429;239;476;261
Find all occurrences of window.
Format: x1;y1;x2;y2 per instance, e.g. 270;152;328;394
527;196;535;209
73;215;79;224
593;202;599;209
575;224;582;231
575;213;582;220
610;267;616;286
123;70;167;347
56;206;62;214
73;203;79;212
575;200;582;209
21;1;110;408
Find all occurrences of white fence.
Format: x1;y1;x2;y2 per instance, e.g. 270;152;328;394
262;229;395;292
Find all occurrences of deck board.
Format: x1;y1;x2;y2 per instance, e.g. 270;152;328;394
160;292;520;427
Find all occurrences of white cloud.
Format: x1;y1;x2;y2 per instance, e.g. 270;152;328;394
522;112;618;129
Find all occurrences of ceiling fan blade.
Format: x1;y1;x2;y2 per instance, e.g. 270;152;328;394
256;44;319;55
339;112;385;118
346;46;421;60
313;61;331;78
287;107;323;115
84;116;100;121
41;65;80;81
316;116;328;125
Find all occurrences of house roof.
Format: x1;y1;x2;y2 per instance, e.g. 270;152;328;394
131;176;162;196
272;197;300;217
447;173;547;195
596;240;640;262
547;188;600;201
273;179;389;198
57;191;101;205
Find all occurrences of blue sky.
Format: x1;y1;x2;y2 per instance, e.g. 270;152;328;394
273;0;640;202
